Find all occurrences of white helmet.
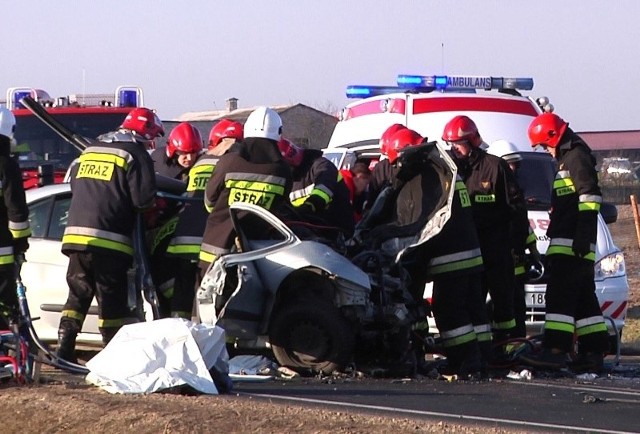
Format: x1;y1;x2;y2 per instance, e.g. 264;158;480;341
244;106;282;141
487;139;522;164
0;106;16;140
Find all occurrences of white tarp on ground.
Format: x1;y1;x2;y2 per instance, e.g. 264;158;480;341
85;318;228;394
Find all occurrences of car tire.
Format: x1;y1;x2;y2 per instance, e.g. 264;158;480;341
268;299;355;375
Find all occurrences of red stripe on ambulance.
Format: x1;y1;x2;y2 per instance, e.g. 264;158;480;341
412;97;539;116
344;99;406;120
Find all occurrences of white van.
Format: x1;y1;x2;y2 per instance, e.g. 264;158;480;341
324;74;629;345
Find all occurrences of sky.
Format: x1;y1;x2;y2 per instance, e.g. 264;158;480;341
3;0;640;132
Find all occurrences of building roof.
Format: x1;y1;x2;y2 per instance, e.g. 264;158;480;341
577;130;640;151
173;103;332;123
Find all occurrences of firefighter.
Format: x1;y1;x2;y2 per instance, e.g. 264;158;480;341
57;107;162;361
278;138;355;238
150;122;200;181
442;116;528;348
366;123;407;210
149;122;204;317
0;107;31;330
520;112;608;373
383;128;491;376
207;118;244;156
339;161;371;223
164;120;243;319
487;140;541;338
198;107;292;305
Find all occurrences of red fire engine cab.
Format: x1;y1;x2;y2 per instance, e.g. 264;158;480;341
3;85;143;189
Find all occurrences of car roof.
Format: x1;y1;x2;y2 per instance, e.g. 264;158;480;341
25;183;71;203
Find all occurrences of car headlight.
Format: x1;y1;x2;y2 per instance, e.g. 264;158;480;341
594;252;626;279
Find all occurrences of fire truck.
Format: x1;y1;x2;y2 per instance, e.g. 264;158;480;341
2;85;144;189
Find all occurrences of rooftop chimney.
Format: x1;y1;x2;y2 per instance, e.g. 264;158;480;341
226;97;238;112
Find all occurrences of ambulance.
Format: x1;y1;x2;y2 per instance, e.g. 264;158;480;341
324;74;629;348
2;85;144;189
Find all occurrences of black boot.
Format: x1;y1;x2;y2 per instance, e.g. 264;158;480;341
56;323;79;364
99;327;120;346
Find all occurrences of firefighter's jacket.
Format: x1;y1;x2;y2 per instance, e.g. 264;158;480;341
62;132;157;258
423;175;484;277
151;147;190;181
290;150;354;235
458;149;528;241
166;154;219;259
0;137;30;265
546;129;601;262
200;138;292;264
367;158;393;209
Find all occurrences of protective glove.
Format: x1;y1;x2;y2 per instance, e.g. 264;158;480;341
13;238;29;256
572;237;591;258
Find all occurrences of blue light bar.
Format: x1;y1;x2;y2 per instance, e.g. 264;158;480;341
12;90;31;109
115;86;143;108
396;75;424;86
396;74;534;91
345;85;406;98
119;89;139;107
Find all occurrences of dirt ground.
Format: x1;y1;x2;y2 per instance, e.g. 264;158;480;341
1;206;639;434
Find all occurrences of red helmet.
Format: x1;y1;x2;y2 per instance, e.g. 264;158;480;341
166;122;203;158
121;107;165;140
278;138;304;166
379;123;407;156
441;115;482;147
528;112;568;148
387;129;424;163
208;118;244;150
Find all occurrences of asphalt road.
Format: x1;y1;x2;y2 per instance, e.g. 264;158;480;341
33;352;640;433
234;358;640;433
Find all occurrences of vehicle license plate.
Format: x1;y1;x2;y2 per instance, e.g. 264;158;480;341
526;291;546;308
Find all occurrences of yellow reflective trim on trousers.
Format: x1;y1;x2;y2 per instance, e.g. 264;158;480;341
62;234;134;256
0;254;14;265
79;152;128;170
442;331;477;348
167;244;201;255
199;251;216;264
545;320;575;334
576;322;608;337
224;179;285;195
579;202;601;211
61;310;85;322
162;287;174;299
98;318;126;328
476;331;492;342
546;245;595;261
429;256;483;275
515;265;526;276
492;319;516;330
10;229;31;238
